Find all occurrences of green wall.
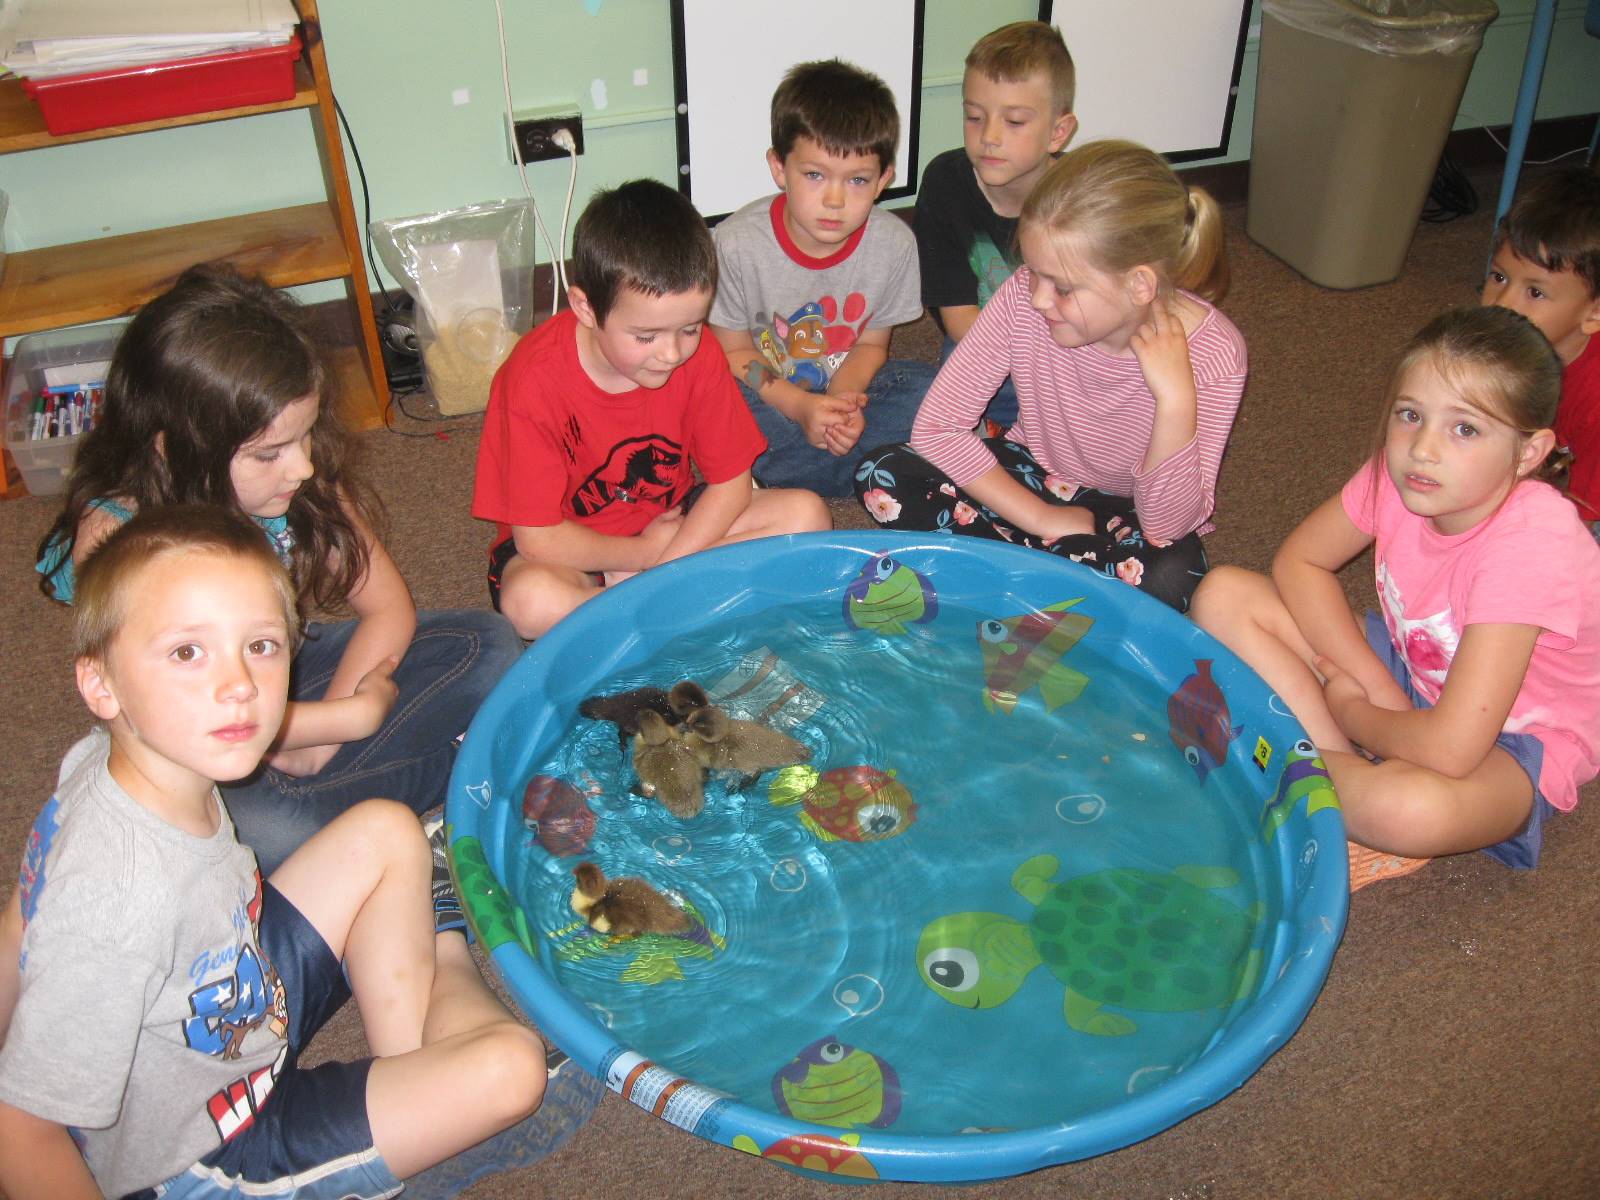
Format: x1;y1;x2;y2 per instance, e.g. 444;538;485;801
3;0;1598;305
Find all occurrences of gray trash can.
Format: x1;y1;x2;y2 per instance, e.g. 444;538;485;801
1246;0;1498;289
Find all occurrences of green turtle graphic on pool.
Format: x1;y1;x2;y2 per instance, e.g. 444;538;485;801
916;854;1264;1037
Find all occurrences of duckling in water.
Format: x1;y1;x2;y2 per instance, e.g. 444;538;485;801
631;709;705;818
667;679;711;719
680;705;811;779
571;861;689;937
579;686;677;748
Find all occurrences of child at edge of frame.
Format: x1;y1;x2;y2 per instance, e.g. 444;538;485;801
1480;165;1600;536
1191;306;1600;892
0;504;559;1199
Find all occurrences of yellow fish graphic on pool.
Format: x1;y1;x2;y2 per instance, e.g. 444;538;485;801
977;598;1094;714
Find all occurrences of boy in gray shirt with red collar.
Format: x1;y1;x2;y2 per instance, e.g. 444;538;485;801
711;58;938;496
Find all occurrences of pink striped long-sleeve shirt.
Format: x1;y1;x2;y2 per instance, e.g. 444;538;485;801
909;268;1248;542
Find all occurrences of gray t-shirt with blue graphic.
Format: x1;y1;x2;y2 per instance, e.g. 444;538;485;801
0;730;288;1196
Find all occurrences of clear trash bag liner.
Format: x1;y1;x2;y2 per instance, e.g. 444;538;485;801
1263;0;1498;56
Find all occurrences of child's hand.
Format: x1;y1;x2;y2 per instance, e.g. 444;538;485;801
1130;300;1196;409
823;392;868;457
267;743;337;777
636;505;686;565
267;657;398;776
1314;655;1371;726
354;656;401;721
798;393;864;453
1035;504;1095;544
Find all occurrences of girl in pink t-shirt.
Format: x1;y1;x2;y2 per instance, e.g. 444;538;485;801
1195;306;1600;891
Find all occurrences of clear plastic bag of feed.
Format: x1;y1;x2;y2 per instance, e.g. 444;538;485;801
370;199;536;415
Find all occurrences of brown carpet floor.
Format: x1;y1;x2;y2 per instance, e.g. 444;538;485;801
2;167;1597;1198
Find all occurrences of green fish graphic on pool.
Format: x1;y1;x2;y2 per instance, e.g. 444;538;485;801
917;854;1264;1036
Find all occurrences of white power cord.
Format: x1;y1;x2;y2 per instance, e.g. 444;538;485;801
492;0;573;315
553;128;579;293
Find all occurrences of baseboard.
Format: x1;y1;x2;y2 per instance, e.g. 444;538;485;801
309;113;1597;342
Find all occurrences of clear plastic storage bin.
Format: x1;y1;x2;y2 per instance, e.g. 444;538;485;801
4;321;126;496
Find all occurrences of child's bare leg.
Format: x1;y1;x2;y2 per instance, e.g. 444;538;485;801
717;487;832;545
0;890;21;1045
498;558;600;640
1324;746;1534;858
1190;566;1354;751
268;799;435;1054
365;987;547;1178
420;931;525;1044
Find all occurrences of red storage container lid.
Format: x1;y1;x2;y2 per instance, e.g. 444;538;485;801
20;33;303;136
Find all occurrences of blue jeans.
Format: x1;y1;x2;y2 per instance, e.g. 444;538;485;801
939;335;1017;431
739;358;938;496
223;609;524;875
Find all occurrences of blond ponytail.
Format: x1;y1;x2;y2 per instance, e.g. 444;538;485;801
1021;139;1231;303
1174;184;1229;302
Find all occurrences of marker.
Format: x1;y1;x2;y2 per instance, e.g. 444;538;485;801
29;394;45;440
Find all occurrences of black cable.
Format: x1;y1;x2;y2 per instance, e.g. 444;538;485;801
382;386;484;436
332;92;405;315
1421;150;1478;223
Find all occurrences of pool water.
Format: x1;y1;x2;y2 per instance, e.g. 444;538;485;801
502;595;1282;1137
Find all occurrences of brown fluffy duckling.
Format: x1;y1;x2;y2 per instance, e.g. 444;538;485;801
667;679;711;719
578;686;677;748
631;709;705;818
680;705;811;777
571;861;689;937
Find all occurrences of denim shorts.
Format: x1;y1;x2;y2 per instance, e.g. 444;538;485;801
1364;611;1555;869
139;884;401;1200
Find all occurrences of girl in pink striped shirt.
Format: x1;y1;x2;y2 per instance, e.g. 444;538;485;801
854;140;1246;611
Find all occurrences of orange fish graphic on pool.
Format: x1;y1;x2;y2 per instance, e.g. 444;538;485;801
977;598;1094;714
1167;659;1243;783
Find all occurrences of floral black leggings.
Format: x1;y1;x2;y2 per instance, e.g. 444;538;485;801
852;437;1210;612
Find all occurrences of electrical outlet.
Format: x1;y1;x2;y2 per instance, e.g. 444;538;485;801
510;112;584;163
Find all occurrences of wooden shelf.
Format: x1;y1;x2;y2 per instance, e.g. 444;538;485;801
0;0;388;499
0;60;318;154
328;342;387;432
0;202;352;337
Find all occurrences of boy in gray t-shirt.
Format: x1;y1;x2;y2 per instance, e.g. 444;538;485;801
710;58;937;496
0;506;560;1198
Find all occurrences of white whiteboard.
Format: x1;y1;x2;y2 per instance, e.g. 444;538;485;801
1049;1;1251;160
671;0;921;221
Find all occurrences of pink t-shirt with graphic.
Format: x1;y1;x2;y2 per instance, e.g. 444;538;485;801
1341;460;1600;810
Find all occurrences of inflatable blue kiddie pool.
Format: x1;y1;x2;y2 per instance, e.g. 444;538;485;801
445;532;1347;1184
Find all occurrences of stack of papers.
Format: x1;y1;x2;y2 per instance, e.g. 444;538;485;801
0;0;298;80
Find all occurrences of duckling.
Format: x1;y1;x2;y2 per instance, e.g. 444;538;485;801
578;686;677;748
667;679;711;719
571;862;689;938
680;705;811;780
631;709;705;818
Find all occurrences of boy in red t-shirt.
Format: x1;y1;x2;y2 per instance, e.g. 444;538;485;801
473;180;830;639
1482;167;1600;524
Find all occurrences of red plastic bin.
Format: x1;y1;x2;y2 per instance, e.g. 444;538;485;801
20;34;304;136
